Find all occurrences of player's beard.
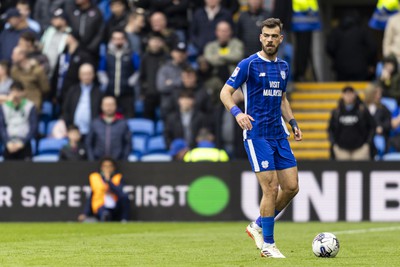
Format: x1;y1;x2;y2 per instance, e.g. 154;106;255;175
262;44;280;57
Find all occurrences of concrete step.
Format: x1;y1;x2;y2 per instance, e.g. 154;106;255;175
292;149;330;160
300;131;328;140
295;112;330;121
291;101;337;111
294;82;369;91
289;140;330;150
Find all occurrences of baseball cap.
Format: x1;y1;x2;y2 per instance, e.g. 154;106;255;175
52;8;68;20
173;41;187;52
4;8;21;20
169;138;188;156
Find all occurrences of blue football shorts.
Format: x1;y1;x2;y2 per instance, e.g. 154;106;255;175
243;138;297;172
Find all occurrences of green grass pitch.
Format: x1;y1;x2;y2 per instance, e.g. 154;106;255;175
0;222;399;266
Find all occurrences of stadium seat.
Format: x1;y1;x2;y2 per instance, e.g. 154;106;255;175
38;138;68;155
382;152;400;161
31;139;37;155
131;135;147;156
135;99;144;116
128;154;139;162
32;154;60;162
41;101;53;117
127;118;154;136
46;120;58;137
155;120;164;135
141;153;172;162
373;135;386;159
381;97;398;114
147;135;167;154
0;156;3;162
38;120;47;136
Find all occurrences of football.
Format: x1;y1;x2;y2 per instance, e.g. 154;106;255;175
312;232;340;258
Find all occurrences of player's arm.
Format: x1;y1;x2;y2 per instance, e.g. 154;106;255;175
220;84;254;130
281;92;302;141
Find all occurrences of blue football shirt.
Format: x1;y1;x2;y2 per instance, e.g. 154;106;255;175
226;52;290;140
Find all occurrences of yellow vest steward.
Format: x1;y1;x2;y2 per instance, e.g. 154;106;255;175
183;148;229;162
292;0;318;12
89;172;123;214
291;0;321;31
369;0;399;30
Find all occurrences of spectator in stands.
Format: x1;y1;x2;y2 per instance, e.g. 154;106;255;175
40;8;71;77
98;29;138;118
147;11;179;51
364;82;392;157
156;41;189;118
0;61;13;104
0;81;37;160
104;0;129;42
62;63;102;138
328;86;375;160
196;55;224;106
179;66;212;115
18;31;50;75
204;21;244;82
383;9;400;64
14;0;41;33
59;124;87;161
124;9;146;55
0;8;35;61
169;138;189;161
140;0;189;42
237;0;271;57
88;157;130;221
86;96;131;161
10;46;50;110
139;33;168;120
183;127;229;162
189;0;240;17
189;0;233;54
164;90;208;148
66;0;104;57
326;10;376;81
51;32;95;105
379;55;400;102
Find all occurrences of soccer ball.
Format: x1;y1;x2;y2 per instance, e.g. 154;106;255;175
312;232;340;258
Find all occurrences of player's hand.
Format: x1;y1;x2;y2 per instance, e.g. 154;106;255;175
236;113;254;131
293;127;302;141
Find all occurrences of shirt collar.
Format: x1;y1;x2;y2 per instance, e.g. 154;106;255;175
257;52;278;62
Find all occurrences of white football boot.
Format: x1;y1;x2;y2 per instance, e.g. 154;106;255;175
245;222;263;250
260;243;286;258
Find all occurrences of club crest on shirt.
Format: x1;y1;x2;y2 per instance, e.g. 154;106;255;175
280;70;286;80
231;67;240;77
261;160;269;169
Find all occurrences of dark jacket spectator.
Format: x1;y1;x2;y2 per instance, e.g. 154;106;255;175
104;0;129;42
0;8;36;61
139;34;169;120
86;96;131;161
164;91;208;148
326;11;376;81
237;0;271;57
66;0;104;56
59;124;87;161
189;0;240;16
378;55;400;102
190;3;232;53
328;86;375;160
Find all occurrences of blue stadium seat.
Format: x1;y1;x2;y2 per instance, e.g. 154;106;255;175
127;118;154;136
128;154;139;162
38;120;47;136
32;154;60;162
131;135;147;156
38;138;68;155
31;139;37;155
0;156;3;162
135;99;144;117
46;120;58;137
374;135;386;159
141;153;172;162
147;135;167;154
381;97;398;114
382;152;400;161
155;120;164;135
41;101;53;117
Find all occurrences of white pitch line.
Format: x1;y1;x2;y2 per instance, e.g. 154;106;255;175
333;226;400;235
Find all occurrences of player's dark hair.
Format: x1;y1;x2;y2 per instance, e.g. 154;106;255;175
261;18;283;33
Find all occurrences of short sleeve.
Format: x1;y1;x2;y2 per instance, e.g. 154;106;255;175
226;59;249;89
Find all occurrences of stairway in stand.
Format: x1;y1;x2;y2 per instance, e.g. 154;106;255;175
288;82;369;160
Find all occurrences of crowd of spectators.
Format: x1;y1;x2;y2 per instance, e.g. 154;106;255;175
1;0;400;162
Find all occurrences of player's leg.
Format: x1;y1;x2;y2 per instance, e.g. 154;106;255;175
276;166;299;212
